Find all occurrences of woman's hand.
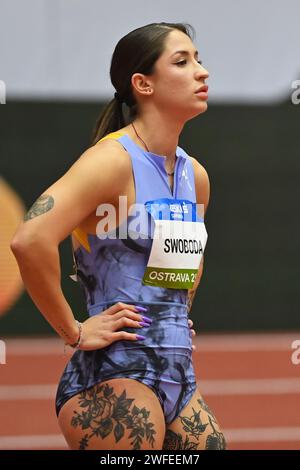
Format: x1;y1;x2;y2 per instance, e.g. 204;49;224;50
188;319;197;351
77;302;151;351
71;302;196;352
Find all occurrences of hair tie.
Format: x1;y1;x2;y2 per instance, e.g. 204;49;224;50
114;91;123;104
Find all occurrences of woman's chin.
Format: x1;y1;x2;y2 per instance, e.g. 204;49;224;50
190;102;208;118
198;101;208;112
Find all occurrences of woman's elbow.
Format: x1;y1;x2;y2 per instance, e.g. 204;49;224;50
10;228;41;255
11;236;31;257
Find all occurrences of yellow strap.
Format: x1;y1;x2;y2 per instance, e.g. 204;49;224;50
97;131;126;144
72;227;91;253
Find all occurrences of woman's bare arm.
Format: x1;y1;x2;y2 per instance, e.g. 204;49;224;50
10;139;133;345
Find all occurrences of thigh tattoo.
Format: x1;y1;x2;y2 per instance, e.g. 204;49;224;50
70;383;156;450
163;398;226;450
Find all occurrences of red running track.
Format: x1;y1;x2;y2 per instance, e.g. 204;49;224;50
1;333;300;450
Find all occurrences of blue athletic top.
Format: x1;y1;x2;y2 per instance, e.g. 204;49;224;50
56;131;205;425
71;131;198;316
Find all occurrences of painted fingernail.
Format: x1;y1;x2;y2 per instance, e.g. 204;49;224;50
136;335;146;341
141;315;152;323
139;322;150;328
135;306;148;312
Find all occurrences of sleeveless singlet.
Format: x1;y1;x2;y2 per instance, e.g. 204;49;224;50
71;131;207;313
56;131;208;426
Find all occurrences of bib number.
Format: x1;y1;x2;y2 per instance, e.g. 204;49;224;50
142;199;207;289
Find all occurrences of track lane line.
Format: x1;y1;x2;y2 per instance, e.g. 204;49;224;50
1;427;300;449
2;378;300;400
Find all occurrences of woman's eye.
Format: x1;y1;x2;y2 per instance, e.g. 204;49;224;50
176;60;202;66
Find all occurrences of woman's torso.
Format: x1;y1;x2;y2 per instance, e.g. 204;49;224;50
70;126;206;315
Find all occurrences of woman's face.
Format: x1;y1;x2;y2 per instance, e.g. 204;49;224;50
135;29;210;120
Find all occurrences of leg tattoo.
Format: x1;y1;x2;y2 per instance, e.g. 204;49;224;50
163;398;226;450
70;383;156;450
197;398;226;450
163;429;199;450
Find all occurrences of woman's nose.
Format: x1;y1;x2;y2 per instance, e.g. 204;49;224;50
199;65;209;79
195;60;209;79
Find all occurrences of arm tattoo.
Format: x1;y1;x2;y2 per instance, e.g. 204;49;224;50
58;325;74;342
24;194;54;221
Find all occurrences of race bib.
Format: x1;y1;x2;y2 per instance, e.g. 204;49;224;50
142;198;207;289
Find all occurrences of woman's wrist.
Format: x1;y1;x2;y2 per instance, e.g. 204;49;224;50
67;320;83;349
57;318;80;344
63;320;83;355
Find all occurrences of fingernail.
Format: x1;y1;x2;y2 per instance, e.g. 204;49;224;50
136;335;146;341
139;322;150;328
141;315;152;323
135;306;148;312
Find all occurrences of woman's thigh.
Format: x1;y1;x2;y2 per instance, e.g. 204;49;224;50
163;387;226;450
58;378;166;450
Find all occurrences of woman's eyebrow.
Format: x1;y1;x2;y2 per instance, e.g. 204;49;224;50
170;49;199;58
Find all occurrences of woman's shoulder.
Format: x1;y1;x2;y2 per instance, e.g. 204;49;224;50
78;132;132;175
188;156;209;183
94;130;127;146
188;156;210;215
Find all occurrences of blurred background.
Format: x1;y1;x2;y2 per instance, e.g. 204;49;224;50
0;0;299;450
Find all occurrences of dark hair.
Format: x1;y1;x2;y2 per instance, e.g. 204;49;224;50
90;22;195;146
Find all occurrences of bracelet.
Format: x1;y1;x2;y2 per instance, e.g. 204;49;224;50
64;320;83;353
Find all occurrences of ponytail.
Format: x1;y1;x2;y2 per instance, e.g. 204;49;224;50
90;97;126;147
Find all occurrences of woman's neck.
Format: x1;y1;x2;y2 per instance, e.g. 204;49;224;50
126;115;184;165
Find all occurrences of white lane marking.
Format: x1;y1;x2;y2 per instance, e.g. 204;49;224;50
1;427;300;449
0;434;67;450
225;426;300;443
192;333;300;351
198;377;300;395
3;338;70;355
0;384;57;400
3;333;300;354
2;378;300;400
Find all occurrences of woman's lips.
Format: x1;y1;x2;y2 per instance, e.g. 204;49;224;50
195;85;208;93
195;85;209;100
195;91;208;100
